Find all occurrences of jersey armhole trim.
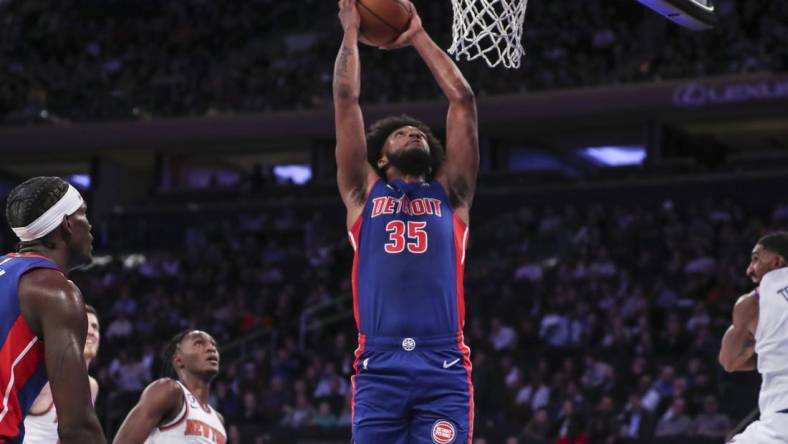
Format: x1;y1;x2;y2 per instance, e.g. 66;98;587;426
159;385;188;431
367;177;381;196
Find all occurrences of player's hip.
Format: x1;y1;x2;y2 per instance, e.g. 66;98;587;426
352;333;472;383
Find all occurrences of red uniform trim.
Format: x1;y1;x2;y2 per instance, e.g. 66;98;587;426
457;335;474;444
452;215;468;329
350;335;366;424
452;215;473;443
0;316;45;439
349;215;364;331
159;392;189;431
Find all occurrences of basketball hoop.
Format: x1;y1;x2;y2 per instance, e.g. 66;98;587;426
448;0;529;69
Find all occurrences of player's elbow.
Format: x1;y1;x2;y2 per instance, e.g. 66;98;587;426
448;87;475;106
57;416;104;444
333;83;359;102
718;351;738;373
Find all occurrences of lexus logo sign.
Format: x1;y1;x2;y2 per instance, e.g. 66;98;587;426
673;79;788;107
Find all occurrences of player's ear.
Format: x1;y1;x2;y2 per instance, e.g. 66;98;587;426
377;156;388;171
776;256;786;268
173;353;184;370
59;215;73;239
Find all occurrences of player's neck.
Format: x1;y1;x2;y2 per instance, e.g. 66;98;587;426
386;171;426;184
17;245;70;273
179;373;212;406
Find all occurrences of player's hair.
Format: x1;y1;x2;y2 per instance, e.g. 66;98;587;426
162;329;192;380
366;115;445;180
758;232;788;261
5;177;70;250
85;304;97;317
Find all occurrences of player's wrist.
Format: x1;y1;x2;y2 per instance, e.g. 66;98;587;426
410;29;429;47
343;25;360;37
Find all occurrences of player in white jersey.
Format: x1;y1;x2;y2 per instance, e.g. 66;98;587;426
720;232;788;443
113;330;225;444
23;304;101;444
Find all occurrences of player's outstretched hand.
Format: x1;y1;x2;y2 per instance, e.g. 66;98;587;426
379;1;425;50
338;0;361;32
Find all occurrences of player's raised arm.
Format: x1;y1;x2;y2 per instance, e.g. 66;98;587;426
382;2;479;219
112;379;183;444
334;0;375;225
19;272;106;444
719;291;758;372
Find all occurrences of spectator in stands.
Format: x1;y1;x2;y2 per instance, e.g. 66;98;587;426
693;395;731;438
311;401;338;427
554;400;587;444
490;317;519;351
618;393;655;441
655;397;694;437
586;396;617;444
520;408;551;444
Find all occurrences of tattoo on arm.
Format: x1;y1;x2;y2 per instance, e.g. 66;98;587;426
737;337;756;357
336;47;353;78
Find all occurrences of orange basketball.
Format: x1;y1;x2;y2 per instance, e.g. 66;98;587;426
357;0;412;47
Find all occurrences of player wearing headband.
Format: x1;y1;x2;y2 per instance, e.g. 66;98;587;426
113;330;225;444
23;304;101;444
1;176;105;444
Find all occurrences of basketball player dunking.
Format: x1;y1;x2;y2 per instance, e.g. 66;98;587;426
23;305;101;444
113;330;225;444
334;1;479;443
720;232;788;443
1;176;106;444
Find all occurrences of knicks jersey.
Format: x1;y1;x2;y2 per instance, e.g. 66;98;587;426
349;179;469;337
145;381;225;444
23;377;98;444
755;267;788;416
21;402;57;444
0;254;58;444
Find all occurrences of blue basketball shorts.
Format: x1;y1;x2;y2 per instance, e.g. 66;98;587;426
351;334;474;444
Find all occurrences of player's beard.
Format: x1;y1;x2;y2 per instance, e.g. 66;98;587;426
387;148;432;178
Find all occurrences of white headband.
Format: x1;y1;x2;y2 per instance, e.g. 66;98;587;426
11;185;84;242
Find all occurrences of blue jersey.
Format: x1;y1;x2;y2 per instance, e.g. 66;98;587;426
0;253;58;443
349;179;469;337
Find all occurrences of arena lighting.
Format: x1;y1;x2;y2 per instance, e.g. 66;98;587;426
579;146;646;167
273;164;312;185
66;173;91;189
636;0;717;30
509;150;564;172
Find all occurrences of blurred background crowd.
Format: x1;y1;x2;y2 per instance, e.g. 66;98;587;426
3;180;775;443
1;0;786;124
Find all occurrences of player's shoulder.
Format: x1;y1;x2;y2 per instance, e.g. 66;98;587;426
18;268;83;334
144;378;183;396
19;267;78;300
139;378;184;411
735;289;759;308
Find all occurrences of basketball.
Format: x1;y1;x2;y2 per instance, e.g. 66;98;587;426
358;0;412;47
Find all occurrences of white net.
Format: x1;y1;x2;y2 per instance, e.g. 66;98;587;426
448;0;529;69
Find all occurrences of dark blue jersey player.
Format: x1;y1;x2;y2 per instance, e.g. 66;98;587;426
1;177;105;444
333;1;479;443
